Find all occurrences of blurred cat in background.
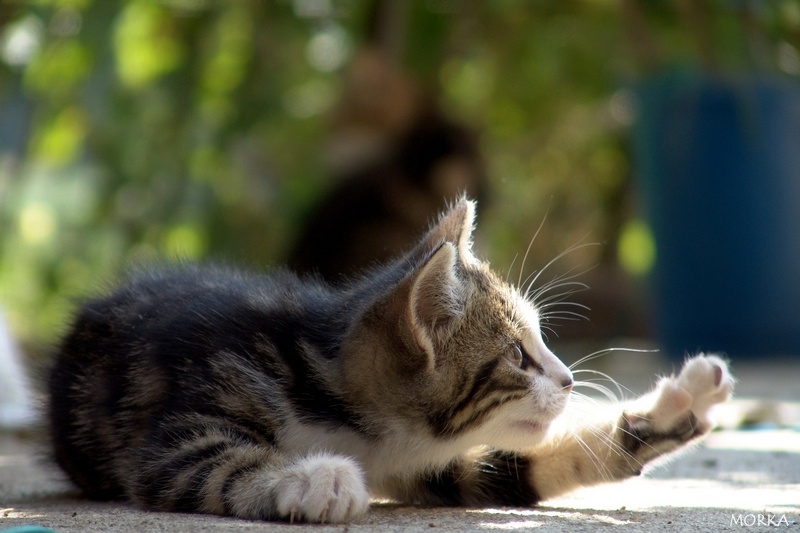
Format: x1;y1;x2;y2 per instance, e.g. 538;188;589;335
288;49;488;281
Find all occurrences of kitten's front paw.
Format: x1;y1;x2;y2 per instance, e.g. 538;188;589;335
645;354;734;434
272;454;369;523
618;354;734;469
674;354;734;431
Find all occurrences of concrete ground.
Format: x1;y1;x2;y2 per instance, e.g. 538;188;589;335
2;353;799;532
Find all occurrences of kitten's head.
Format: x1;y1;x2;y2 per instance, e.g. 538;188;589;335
342;198;573;450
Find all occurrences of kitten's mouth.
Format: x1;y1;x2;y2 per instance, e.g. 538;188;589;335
512;420;544;433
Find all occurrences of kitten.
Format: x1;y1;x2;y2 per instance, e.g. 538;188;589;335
47;198;733;523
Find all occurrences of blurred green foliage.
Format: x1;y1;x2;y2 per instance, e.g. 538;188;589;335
1;0;799;347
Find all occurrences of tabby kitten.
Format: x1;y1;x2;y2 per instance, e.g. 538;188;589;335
48;198;733;523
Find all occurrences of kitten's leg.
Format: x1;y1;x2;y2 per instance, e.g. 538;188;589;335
227;452;370;523
392;354;732;506
530;355;734;499
129;421;369;523
526;353;734;500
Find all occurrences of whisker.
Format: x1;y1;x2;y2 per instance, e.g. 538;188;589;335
569;347;659;371
538;300;591;315
506;254;519;284
564;396;651;479
531;282;591;307
540;310;590;321
570;397;664;471
540;326;555;342
540;313;589;326
573;435;613;481
615;422;663;459
559;405;624;482
528;276;594;315
517;202;552;289
523;240;599;300
525;264;589;303
570;389;608;412
575;368;638;401
572;380;622;403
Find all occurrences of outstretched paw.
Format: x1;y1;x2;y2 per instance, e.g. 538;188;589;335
619;354;734;468
675;354;734;427
272;454;369;523
646;353;734;434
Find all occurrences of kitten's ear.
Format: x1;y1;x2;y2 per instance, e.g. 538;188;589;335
408;242;466;364
417;197;478;265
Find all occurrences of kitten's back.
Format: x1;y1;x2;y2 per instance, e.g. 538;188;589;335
48;266;349;499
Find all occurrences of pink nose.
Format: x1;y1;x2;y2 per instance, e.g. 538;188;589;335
561;375;574;393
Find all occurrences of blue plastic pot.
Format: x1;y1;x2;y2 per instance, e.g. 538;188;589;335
633;70;800;359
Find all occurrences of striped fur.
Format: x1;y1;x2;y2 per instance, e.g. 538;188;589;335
47;199;733;523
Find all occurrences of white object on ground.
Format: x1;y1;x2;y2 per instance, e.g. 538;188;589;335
0;309;37;429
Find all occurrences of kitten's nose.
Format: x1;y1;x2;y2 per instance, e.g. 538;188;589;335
561;373;574;393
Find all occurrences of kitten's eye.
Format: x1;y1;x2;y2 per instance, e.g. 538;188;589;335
505;343;525;368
